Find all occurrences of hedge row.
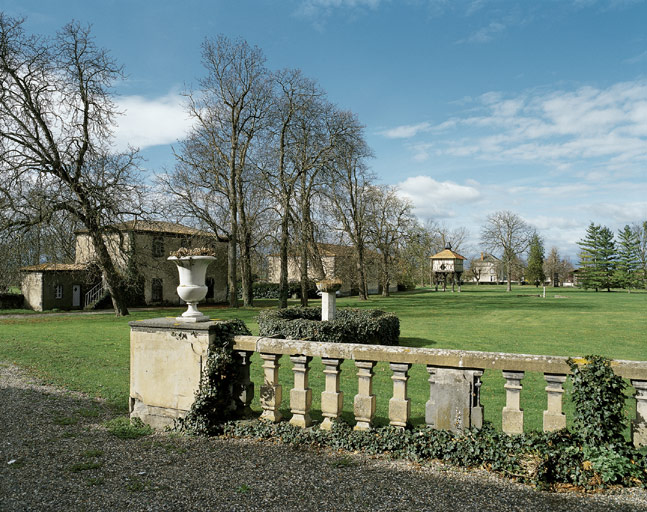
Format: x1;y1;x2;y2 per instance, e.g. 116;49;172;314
238;281;320;300
257;306;399;345
0;293;24;309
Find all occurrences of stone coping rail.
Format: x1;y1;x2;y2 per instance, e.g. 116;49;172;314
233;335;647;380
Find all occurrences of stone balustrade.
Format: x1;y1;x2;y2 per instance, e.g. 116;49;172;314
128;319;647;447
232;334;647;446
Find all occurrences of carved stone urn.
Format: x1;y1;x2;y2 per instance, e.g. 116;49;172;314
168;255;215;322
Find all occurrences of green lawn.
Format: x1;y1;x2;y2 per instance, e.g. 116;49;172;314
1;285;645;434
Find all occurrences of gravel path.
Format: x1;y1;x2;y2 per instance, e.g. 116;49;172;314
2;362;646;512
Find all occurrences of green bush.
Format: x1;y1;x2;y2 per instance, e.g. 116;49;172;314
174;319;252;435
257;306;400;345
567;355;627;444
238;281;319;300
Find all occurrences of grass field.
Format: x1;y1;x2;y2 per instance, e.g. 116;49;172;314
1;285;645;434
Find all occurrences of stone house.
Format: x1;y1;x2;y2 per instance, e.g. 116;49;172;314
266;243;397;295
469;252;504;284
20;221;227;311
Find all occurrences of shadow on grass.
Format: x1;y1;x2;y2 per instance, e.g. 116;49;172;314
399;337;436;348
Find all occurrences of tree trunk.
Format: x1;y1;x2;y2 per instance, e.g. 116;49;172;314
237;175;253;307
356;242;368;300
299;240;309;307
278;196;290;309
227;171;238;308
381;252;390;297
89;230;129;316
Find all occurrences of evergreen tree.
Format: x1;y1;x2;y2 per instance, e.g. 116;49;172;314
578;223;602;291
526;233;545;287
615;225;641;292
597;226;616;292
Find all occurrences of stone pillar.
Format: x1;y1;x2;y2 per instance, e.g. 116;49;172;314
543;373;567;432
321;292;336;321
289;355;313;428
260;353;282;422
470;370;484;429
233;350;255;417
389;363;412;428
353;360;377;431
426;366;483;432
631;379;647;448
321;358;344;430
502;371;524;435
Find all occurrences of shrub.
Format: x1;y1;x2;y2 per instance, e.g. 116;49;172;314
174;319;251;435
257;306;399;345
238;281;319;300
567;355;627;444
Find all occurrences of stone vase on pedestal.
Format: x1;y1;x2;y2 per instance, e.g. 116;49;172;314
316;279;342;321
168;255;215;322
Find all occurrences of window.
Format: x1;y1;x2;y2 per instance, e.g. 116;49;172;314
55;284;63;299
151;278;163;302
152;236;165;258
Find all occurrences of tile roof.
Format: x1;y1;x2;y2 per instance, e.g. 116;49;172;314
20;263;89;272
430;248;467;260
75;220;220;238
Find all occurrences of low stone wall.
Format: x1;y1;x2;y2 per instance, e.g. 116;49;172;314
129;318;647;447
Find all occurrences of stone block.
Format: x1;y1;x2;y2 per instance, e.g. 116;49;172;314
354;394;376;431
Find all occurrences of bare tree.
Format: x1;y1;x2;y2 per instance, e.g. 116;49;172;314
481;211;534;292
0;15;145;315
182;35;270;307
324;117;374;300
365;185;414;296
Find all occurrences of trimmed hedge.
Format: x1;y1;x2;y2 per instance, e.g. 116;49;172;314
238;281;319;300
257;306;399;345
0;293;24;309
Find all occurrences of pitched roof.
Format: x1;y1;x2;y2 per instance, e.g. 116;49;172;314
430;248;467;260
20;263;89;272
76;220;220;238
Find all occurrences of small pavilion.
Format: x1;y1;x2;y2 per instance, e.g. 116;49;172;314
430;243;467;292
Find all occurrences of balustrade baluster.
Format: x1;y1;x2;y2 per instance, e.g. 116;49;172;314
631;379;647;448
354;360;377;431
321;358;343;430
389;363;411;428
543;373;567;432
289;355;313;428
234;350;254;417
502;371;524;434
259;353;282;422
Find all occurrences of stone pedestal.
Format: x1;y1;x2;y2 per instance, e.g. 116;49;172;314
543;373;567;432
129;318;218;429
289;355;313;428
321;292;336;321
502;371;524;435
260;353;282;422
321;358;344;430
354;360;377;431
389;363;412;428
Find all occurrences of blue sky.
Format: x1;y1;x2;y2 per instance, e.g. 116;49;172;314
3;0;646;260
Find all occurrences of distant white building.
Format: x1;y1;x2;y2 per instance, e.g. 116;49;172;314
470;253;504;284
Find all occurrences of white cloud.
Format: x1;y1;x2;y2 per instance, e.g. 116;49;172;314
425;80;647;173
112;92;192;151
397;175;480;218
296;0;383;17
379;122;431;139
463;21;506;43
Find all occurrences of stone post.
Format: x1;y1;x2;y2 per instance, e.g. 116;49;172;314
321;292;336;321
260;353;282;422
321;358;344;430
354;360;377;431
631;379;647;448
543;373;567;432
426;366;483;432
234;350;255;417
502;371;524;434
389;363;412;428
317;279;342;321
289;355;313;428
